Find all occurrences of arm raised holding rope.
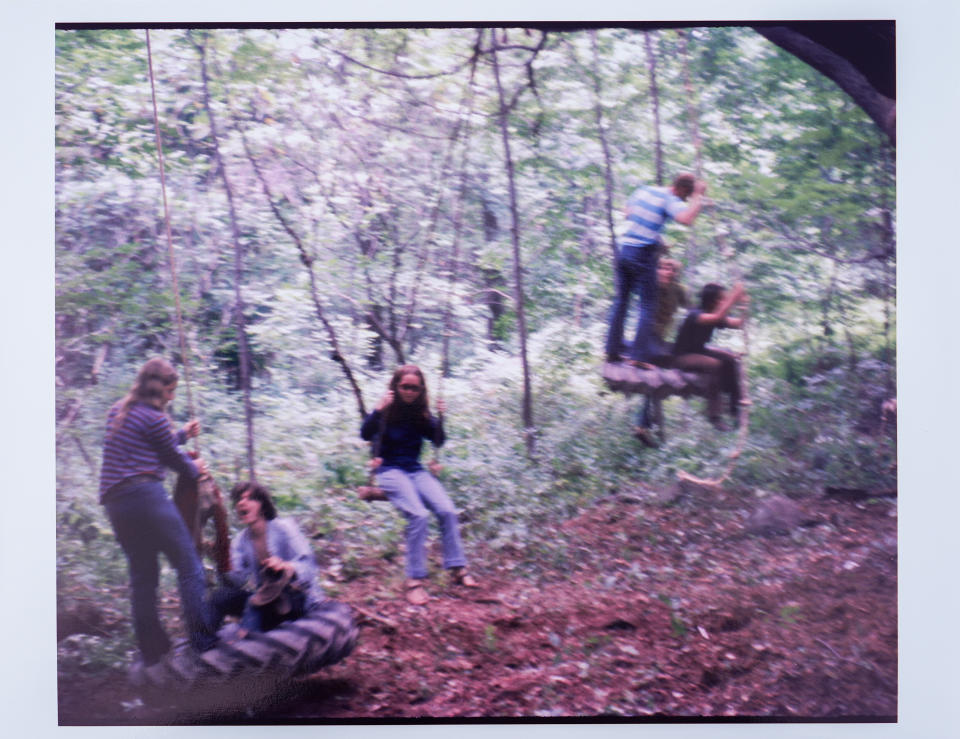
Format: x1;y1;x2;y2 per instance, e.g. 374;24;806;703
672;283;749;432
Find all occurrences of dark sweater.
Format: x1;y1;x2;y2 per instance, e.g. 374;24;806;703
360;408;445;473
673;309;733;356
98;401;198;501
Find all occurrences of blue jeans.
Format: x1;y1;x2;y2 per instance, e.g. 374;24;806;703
636;341;673;428
104;480;218;664
605;244;659;363
376;468;467;580
210;583;307;633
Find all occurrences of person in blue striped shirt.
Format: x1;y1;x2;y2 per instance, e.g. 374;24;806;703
605;173;707;366
98;357;219;671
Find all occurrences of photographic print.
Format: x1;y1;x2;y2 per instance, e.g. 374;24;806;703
53;20;899;726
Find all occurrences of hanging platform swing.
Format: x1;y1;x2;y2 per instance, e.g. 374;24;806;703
142;30;357;694
601;236;753;488
601;361;713;442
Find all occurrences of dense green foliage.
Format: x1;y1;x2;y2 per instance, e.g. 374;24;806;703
55;27;895;594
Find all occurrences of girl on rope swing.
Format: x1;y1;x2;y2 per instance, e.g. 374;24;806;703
360;365;478;605
672;282;750;432
209;481;322;638
98;358;220;678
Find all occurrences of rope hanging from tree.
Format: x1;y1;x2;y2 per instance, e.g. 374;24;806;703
146;30;230;572
357;61;476;501
676;230;752;491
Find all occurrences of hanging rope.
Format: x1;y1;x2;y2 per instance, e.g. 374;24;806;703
676;233;752;490
429;71;477;476
146;30;230;572
146;30;198;436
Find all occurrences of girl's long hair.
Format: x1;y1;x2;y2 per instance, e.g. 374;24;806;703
109;357;178;435
698;283;725;312
386;364;431;424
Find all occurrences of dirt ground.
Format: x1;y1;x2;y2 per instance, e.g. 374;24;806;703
57;483;897;724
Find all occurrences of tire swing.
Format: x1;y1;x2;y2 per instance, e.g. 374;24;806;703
140;31;357;696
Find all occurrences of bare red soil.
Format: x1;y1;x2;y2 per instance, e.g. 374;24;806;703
58;485;897;724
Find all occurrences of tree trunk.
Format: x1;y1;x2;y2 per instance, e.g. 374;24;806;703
490;33;536;457
644;31;664;186
753;25;895;146
480;198;507;349
195;32;256;479
240;134;370;419
588;30;619;269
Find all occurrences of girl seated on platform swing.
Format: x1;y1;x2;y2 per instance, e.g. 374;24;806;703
672;282;749;432
360;364;478;605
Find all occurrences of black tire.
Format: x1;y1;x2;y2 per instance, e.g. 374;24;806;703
138;600;358;691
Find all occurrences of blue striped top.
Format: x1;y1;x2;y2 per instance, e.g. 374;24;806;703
621;185;686;247
98;401;199;501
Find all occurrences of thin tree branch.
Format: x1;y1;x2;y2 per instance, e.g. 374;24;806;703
239;131;370;419
192;30;257;480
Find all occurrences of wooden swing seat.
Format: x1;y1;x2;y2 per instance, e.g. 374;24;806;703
601;360;712;399
601;361;714;441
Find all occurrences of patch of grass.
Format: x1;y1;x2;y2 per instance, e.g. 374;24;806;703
669;612;688;639
483;624;498;653
583;634;611;654
780;605;802;623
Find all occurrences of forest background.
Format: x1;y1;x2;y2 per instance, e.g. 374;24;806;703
2;2;958;733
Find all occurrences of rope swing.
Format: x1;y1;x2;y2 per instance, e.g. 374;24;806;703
146;30;230;573
676;231;752;491
356;58;476;502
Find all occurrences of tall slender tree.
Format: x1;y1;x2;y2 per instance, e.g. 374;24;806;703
588;30;619;268
644;31;664;186
488;28;539;456
193;31;257;480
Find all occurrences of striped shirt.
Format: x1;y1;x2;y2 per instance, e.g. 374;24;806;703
98;401;198;501
621;186;687;247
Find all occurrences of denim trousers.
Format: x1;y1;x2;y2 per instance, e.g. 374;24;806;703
104;480;217;664
210;583;306;633
376;468;467;579
605;244;659;362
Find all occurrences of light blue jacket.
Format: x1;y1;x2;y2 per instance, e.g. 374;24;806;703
227;517;322;610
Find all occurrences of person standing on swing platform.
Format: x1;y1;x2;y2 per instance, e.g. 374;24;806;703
360;365;477;605
98;358;219;676
605;173;707;367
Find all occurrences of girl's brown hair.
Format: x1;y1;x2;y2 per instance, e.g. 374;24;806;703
109;357;178;434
